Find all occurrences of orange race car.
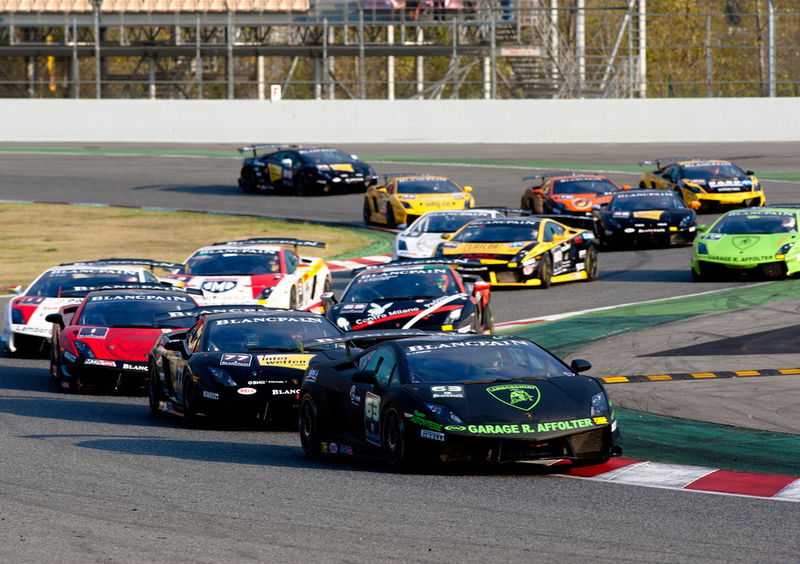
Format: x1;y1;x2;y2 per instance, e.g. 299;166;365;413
520;172;631;217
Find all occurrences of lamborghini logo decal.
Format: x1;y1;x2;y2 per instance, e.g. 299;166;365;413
486;384;541;411
732;236;760;250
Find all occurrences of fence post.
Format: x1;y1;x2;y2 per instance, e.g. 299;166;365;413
768;0;776;97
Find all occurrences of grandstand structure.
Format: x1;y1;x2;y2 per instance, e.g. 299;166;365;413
0;0;641;99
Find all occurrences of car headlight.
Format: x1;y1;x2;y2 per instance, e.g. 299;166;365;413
446;307;463;323
776;243;794;259
679;215;695;227
74;340;96;359
208;367;238;387
257;287;274;300
11;308;24;324
424;402;464;424
682;182;703;193
696;242;708;255
401;201;413;209
336;317;351;331
590;392;610;418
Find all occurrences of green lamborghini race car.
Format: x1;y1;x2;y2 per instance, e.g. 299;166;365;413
691;205;800;280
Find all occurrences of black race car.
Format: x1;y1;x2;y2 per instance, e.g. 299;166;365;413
593;189;699;249
321;260;493;334
237;145;376;196
298;334;620;469
147;308;346;426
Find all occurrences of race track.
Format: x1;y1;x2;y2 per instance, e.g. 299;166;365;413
1;143;798;562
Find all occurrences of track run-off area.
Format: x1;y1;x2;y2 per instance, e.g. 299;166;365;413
1;142;799;562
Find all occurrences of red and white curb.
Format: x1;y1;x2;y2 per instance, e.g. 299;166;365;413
327;255;392;272
564;458;800;501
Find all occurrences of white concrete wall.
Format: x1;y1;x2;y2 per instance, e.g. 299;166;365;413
2;98;799;144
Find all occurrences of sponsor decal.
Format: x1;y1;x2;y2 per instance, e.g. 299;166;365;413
444;425;467;431
405;339;528;355
707;255;774;263
486;384;541;411
237;387;257;395
122;363;148;371
732;236;760;250
84;358;116;367
461;418;600;435
272;388;300;396
304;369;318;383
420;429;445;442
256;354;315;369
89;295;190;302
367;302;393;317
633;211;664;220
201;279;238;293
341;303;367;312
203;391;219;400
221;353;252;367
214;317;322;325
349;384;360;405
410;410;444;432
19;296;46;305
431;385;464;399
78;327;108;339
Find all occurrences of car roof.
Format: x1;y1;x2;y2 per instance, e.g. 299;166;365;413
677;159;732;166
203;310;325;322
47;264;148;274
358;263;451;276
194;244;283;254
611;189;672;199
388;334;531;349
85;288;193;299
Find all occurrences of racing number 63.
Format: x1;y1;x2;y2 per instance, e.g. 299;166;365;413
364;392;381;446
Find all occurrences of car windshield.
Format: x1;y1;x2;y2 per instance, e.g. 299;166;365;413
298;149;352;165
25;269;156;297
414;212;495;233
184;251;281;275
709;212;797;234
452;222;539;243
397;178;461;194
343;268;458;302
682;163;745;179
205;315;342;352
403;339;571;383
610;194;685;211
77;294;196;327
552;179;618;195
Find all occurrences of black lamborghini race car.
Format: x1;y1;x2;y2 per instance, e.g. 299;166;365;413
147;308;346;426
237;145;376;196
298;333;620;469
321;260;493;334
592;189;698;249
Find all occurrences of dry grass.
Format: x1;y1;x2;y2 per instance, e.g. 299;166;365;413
0;203;370;288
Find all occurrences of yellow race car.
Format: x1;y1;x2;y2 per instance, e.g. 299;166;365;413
638;158;765;211
363;174;475;228
433;215;598;287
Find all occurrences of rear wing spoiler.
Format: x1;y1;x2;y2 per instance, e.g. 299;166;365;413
153;305;277;327
213;238;326;249
638;158;701;168
237;144;297;157
58;283;203;298
352;258;485;276
522;171;579;186
60;258;183;271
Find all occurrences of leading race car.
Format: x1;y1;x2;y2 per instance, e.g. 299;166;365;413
298;334;620;469
165;238;332;310
47;284;201;393
321;261;492;334
520;172;629;217
638;158;765;211
435;216;598;287
237;145;376;196
593;189;699;249
393;209;505;259
2;259;177;355
691;205;800;281
148;308;346;426
364;174;476;228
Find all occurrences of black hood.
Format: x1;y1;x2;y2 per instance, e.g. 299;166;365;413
329;295;472;331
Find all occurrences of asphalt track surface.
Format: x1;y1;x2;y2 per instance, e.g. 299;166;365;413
1;143;799;562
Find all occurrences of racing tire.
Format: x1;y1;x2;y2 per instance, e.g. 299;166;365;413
363;199;373;225
298;394;323;458
49;343;59;381
322;275;332;295
536;253;552;289
240;169;256;193
638;181;646;189
691;266;710;282
289;287;298;310
181;378;199;427
382;406;412;471
482;307;495;334
520;197;530;211
584;246;599;281
147;361;162;417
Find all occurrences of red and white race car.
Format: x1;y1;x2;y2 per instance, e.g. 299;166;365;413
165;238;332;311
2;259;178;355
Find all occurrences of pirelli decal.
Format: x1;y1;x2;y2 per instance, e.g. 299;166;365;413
600;368;800;384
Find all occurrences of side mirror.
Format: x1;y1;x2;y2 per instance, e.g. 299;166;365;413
378;187;388;194
473;280;490;293
533;189;544;196
463;186;473;193
320;291;337;306
164;339;189;358
745;170;754;176
621;185;632;190
281;158;293;167
350;154;359;160
396;223;407;230
570;359;592;373
690;201;701;210
662;173;671;180
697;224;708;233
8;285;23;295
352;369;377;385
45;313;64;327
368;177;378;187
441;233;453;240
